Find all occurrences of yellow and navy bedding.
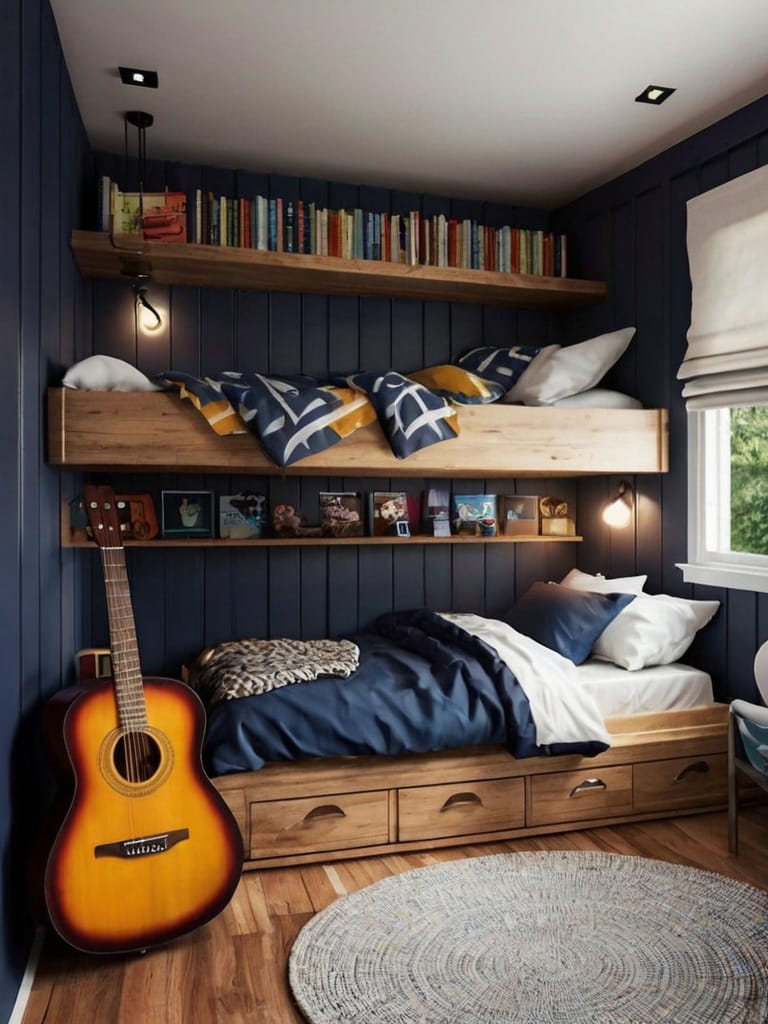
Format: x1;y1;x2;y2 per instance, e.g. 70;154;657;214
161;345;540;468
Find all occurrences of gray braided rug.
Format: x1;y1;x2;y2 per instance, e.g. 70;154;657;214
289;850;768;1024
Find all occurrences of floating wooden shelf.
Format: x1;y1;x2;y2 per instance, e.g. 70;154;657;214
69;231;608;309
47;389;669;478
62;530;583;550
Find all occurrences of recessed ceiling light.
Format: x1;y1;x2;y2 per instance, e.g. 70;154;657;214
635;84;675;105
118;66;159;89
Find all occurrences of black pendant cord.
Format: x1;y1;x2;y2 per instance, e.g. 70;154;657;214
124;110;154;221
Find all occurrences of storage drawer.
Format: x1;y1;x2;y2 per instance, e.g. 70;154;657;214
528;765;633;826
398;777;525;842
249;790;390;859
633;753;727;813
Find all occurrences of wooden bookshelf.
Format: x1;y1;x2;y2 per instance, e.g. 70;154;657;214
70;231;607;309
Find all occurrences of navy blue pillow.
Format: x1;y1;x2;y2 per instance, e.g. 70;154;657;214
500;582;635;665
455;345;541;393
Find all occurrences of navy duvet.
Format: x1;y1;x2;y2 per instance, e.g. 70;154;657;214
202;609;608;776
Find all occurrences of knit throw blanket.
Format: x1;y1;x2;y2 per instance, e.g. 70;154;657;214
188;636;360;706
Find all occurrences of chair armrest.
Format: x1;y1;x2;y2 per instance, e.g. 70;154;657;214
731;699;768;727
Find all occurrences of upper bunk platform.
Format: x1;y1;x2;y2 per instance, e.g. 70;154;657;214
47;389;669;478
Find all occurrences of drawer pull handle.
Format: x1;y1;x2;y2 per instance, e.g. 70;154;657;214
440;791;483;812
301;804;346;824
569;778;606;798
674;760;710;782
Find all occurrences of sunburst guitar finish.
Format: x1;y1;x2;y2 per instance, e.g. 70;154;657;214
43;486;243;953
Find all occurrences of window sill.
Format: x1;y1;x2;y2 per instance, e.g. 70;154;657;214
677;561;768;594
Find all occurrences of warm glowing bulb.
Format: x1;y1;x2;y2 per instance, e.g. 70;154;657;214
138;303;162;332
132;72;145;83
646;88;664;102
602;497;632;529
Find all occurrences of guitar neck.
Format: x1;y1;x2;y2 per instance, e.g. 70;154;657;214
100;545;147;731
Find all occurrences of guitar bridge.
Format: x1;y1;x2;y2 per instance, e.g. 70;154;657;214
94;828;189;860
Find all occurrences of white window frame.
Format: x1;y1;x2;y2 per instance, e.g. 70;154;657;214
678;406;768;593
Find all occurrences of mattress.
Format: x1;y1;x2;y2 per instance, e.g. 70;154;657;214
575;659;714;719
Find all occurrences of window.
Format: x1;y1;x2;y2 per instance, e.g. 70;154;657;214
681;404;768;592
677;162;768;593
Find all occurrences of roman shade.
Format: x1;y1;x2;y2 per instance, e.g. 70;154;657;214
678;162;768;409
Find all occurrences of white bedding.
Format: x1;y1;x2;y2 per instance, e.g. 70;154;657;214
440;613;714;751
440;613;613;750
574;658;714;719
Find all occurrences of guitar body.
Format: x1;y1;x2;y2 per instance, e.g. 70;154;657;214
44;676;242;954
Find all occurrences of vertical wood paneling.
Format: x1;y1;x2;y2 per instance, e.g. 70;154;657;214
0;2;24;1011
1;0;90;1016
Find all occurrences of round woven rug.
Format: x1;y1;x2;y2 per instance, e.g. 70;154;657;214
289;850;768;1024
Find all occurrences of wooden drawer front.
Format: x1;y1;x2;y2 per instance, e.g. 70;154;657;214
634;754;727;813
529;766;633;826
249;790;389;859
398;777;525;842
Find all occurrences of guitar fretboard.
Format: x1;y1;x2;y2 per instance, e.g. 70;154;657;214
100;547;148;731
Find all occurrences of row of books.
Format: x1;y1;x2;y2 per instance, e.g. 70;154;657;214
97;176;568;276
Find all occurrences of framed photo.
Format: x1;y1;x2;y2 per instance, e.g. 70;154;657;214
501;494;540;536
452;493;498;536
161;490;214;538
319;491;363;538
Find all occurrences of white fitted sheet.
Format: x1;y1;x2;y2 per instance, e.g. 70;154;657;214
574;659;714;719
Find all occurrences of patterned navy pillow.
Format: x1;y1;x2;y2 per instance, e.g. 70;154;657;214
344;370;459;458
455;345;542;394
219;372;346;467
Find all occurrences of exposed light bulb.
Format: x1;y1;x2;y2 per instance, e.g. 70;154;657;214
602;497;632;529
138;301;162;332
133;280;163;332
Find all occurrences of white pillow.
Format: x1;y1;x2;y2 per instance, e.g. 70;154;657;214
502;327;636;406
592;593;720;670
551;388;642;409
559;568;647;595
62;354;162;392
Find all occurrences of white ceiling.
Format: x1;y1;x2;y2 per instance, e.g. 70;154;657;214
50;0;768;210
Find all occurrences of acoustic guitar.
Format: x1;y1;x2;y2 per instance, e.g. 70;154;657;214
43;485;243;953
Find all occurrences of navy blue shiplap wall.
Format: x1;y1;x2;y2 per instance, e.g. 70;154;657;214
1;0;89;1016
560;94;768;703
85;152;584;679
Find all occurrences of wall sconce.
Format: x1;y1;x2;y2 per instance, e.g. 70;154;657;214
602;481;633;529
132;275;163;332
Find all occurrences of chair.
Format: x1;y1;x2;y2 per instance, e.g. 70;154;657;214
728;641;768;853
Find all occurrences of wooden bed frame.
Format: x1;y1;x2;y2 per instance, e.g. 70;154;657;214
212;704;729;870
47;389;668;477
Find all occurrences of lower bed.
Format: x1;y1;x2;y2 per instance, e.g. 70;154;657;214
196;610;728;870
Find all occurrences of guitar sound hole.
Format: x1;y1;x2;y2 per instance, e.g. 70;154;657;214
113;732;162;783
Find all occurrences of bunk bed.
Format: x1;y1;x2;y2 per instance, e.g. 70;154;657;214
46;386;728;871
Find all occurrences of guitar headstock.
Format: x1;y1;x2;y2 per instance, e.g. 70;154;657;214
83;485;124;548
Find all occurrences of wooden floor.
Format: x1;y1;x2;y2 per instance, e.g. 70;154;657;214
21;807;768;1024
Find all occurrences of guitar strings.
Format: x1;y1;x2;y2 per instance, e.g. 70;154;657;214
102;547;149;795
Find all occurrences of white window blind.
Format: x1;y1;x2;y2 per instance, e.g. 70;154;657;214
678;161;768;409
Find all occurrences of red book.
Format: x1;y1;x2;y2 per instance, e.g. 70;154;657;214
297;200;305;253
447;219;458;268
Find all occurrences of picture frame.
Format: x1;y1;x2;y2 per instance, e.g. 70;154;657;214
500;494;540;536
161;490;214;538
